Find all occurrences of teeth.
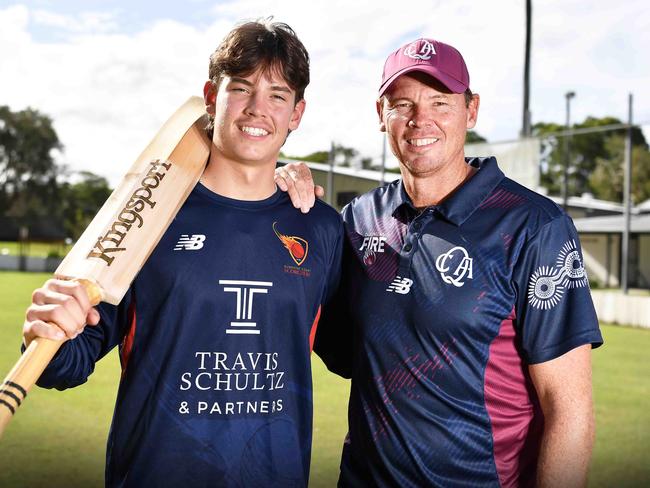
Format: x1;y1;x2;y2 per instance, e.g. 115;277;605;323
408;138;439;146
241;126;269;136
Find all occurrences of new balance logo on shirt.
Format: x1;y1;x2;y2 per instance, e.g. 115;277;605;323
174;234;206;251
386;276;413;294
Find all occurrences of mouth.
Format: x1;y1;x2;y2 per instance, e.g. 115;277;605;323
407;137;439;147
240;125;270;137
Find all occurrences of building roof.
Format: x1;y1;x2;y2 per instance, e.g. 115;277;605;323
573;214;650;233
637;199;650;213
282;159;399;183
547;194;626;213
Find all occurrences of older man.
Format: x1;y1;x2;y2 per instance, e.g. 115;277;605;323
278;38;602;487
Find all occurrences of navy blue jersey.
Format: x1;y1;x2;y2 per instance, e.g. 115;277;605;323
37;183;343;488
316;157;602;488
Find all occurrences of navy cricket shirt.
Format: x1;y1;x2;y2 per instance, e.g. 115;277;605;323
316;157;603;487
37;183;343;487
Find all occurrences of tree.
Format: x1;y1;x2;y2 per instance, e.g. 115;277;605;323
280;150;330;164
534;116;648;200
465;131;487;144
0;106;63;223
1;106;114;241
332;144;358;167
283;145;359;166
589;135;650;204
60;172;112;240
0;106;63;198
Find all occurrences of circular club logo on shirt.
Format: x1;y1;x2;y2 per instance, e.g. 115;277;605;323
528;239;588;310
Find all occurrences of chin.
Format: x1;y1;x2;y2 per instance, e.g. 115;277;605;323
402;159;444;176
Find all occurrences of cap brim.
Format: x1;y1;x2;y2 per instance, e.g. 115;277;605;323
378;65;467;97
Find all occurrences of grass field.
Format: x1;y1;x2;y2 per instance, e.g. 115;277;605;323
0;241;71;259
0;271;648;487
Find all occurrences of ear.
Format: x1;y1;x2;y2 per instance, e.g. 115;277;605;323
203;81;217;116
376;98;386;132
466;93;480;130
288;98;306;131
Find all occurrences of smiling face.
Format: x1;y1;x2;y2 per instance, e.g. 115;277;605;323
204;67;305;168
378;72;479;179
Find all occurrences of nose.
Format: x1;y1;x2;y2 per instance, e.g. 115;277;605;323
245;92;266;117
408;105;433;129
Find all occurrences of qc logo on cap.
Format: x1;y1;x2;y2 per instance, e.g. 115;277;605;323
379;38;470;97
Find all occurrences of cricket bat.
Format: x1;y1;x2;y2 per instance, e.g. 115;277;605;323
0;96;211;437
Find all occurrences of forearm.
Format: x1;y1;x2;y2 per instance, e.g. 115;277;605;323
34;332;103;390
33;305;124;390
536;406;595;488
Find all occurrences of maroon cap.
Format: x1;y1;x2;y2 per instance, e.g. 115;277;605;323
378;38;470;97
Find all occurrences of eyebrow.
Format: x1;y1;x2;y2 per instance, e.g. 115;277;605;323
387;92;450;102
229;77;292;93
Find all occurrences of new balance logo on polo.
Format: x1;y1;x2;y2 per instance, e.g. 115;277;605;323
219;280;273;335
404;40;436;60
386;276;413;294
174;234;206;251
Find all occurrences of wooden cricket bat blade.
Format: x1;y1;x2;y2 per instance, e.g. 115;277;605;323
0;96;210;438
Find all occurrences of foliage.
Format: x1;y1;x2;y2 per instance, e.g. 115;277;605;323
360;157;374;169
534;116;649;202
60;171;112;239
0;106;63;224
283;145;359;166
283;150;330;164
0;106;112;240
588;135;650;204
465;130;487;143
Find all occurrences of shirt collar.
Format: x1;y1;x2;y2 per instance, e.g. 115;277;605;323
389;157;505;225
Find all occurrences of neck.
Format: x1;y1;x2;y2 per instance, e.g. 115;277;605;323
401;157;476;209
200;148;277;201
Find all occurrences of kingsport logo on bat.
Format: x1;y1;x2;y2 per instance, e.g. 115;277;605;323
87;159;172;266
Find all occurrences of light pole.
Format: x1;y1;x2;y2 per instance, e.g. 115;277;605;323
562;91;576;210
521;0;532;138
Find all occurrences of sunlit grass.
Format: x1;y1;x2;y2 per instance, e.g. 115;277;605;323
0;272;647;486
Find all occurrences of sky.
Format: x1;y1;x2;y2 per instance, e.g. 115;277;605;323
0;0;648;185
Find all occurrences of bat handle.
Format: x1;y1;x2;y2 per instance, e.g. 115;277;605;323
0;279;103;438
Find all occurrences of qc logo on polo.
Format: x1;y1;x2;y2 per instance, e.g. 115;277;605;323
435;246;474;287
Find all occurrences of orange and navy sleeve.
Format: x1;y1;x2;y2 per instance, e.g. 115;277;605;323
314;217;354;379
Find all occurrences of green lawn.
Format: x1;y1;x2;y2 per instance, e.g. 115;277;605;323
0;271;648;487
0;241;71;258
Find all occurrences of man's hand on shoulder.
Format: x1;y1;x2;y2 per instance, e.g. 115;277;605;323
275;162;324;213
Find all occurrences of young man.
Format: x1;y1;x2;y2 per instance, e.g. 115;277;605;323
23;20;342;487
278;38;603;487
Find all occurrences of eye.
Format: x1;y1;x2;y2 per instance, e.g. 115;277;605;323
272;94;287;101
231;86;249;94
